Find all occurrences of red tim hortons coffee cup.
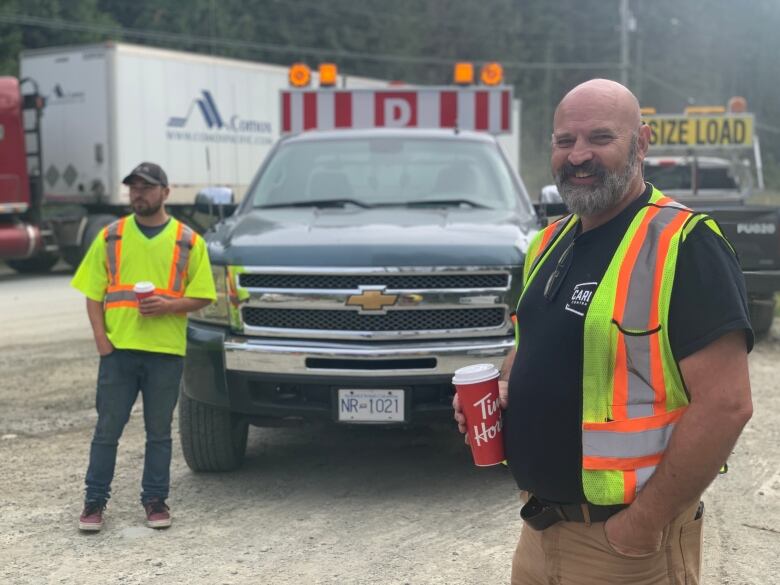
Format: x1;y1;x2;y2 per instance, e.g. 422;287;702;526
452;363;505;466
133;281;155;301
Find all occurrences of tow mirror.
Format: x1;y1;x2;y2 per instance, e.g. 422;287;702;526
540;184;563;205
533;184;568;226
195;187;237;220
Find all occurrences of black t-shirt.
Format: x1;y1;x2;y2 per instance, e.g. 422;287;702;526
503;183;753;504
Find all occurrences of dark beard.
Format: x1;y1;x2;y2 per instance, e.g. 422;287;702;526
132;200;163;217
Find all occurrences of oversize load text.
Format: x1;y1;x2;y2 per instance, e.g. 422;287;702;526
645;115;753;147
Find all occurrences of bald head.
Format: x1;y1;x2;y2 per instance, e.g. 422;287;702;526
554;79;641;130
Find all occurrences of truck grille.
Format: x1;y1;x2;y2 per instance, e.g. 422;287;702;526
238;273;509;290
242;307;506;332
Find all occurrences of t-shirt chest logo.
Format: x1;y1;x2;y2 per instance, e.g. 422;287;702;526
565;282;598;317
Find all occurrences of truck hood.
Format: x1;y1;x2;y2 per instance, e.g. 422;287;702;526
206;207;536;267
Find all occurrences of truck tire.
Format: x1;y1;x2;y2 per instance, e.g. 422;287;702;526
60;246;84;269
7;252;60;274
178;390;248;472
749;296;776;340
62;214;118;268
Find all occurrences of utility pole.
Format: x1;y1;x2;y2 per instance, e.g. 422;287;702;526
635;33;644;102
620;0;630;86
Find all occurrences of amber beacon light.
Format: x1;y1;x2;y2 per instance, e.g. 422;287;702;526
318;63;338;87
453;62;474;85
728;96;748;113
480;62;503;86
684;105;726;115
289;63;311;87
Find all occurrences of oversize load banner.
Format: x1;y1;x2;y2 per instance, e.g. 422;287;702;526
644;114;754;148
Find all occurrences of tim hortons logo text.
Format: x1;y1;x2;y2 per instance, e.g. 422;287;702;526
471;392;502;446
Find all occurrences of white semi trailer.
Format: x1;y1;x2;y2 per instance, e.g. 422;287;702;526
8;42;380;270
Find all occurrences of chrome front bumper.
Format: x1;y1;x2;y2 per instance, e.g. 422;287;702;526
224;336;514;377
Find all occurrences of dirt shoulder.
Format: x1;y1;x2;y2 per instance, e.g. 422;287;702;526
0;274;778;584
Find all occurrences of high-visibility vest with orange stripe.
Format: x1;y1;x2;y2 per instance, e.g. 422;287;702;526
517;187;731;505
103;216;198;309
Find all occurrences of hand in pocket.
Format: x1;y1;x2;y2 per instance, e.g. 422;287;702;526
604;510;663;558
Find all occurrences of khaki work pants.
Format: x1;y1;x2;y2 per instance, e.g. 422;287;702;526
511;500;704;585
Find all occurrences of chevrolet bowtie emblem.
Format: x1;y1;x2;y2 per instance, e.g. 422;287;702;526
346;289;399;312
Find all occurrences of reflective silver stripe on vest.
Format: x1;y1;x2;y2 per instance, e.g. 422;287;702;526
171;224;195;293
635;465;656;494
619;205;689;418
658;198;688;211
622;333;655;417
583;422;677;460
104;290;177;304
104;220;122;285
105;290;136;303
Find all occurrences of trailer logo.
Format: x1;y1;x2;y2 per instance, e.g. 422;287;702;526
46;83;85;105
166;90;272;145
167;90;223;129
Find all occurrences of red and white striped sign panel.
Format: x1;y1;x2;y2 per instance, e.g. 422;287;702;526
281;87;513;135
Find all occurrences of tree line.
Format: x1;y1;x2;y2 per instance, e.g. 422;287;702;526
2;0;779;192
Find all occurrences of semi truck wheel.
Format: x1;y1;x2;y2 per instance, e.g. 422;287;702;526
7;252;60;274
749;295;776;339
62;214;118;268
178;389;248;472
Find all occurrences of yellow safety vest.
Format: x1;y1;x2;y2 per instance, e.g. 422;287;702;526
517;187;731;505
103;216;198;309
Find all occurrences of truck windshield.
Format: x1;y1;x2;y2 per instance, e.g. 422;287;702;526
644;162;743;192
247;136;532;214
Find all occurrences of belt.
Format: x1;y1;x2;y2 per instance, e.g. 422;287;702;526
521;494;627;531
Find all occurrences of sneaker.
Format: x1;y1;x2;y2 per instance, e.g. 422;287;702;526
143;498;172;529
79;501;105;532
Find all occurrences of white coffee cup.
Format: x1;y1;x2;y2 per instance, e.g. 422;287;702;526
133;281;155;301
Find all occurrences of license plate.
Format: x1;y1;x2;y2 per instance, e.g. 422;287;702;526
337;389;405;422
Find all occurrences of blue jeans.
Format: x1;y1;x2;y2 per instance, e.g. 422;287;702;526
84;349;183;504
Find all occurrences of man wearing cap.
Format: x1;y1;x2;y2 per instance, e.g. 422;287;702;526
71;162;216;532
453;79;753;584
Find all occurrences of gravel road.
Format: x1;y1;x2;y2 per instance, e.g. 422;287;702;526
1;265;778;584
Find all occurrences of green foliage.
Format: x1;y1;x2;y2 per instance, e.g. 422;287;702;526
0;0;23;75
2;0;780;193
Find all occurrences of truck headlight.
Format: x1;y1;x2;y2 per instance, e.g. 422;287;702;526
192;265;230;325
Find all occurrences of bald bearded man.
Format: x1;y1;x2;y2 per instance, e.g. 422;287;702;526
454;79;753;584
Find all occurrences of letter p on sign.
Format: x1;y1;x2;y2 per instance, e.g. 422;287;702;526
376;92;417;128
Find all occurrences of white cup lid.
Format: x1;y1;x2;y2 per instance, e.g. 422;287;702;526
452;363;500;385
133;281;155;293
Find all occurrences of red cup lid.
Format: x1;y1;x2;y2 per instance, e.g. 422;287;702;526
452;363;500;385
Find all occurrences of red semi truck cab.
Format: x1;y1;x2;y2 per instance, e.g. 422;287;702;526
0;76;49;263
0;77;32;212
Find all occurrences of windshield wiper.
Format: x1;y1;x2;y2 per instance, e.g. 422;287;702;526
258;198;373;209
398;199;492;209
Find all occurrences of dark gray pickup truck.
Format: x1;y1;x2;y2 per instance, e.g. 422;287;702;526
644;155;780;337
180;128;538;471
